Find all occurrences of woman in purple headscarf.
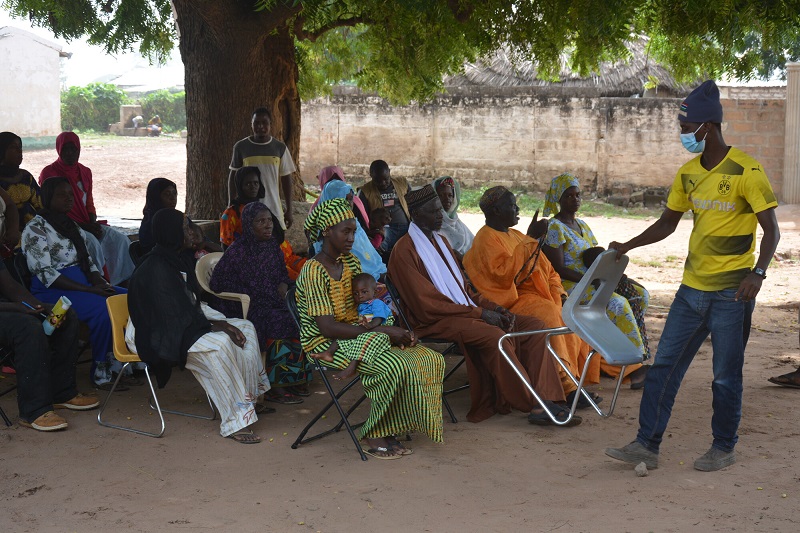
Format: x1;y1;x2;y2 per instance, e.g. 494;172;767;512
210;201;309;403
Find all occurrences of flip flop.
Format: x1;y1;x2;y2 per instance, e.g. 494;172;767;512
362;446;402;460
528;403;582;427
768;373;800;389
288;385;311;397
566;389;603;409
255;403;276;414
265;392;304;404
226;429;262;444
386;437;413;455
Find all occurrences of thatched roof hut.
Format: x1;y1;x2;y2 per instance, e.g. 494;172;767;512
444;38;693;97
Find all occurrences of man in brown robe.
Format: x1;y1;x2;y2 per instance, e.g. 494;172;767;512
387;185;580;426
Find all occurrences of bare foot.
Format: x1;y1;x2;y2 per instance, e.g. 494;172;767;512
333;361;358;381
310;350;334;363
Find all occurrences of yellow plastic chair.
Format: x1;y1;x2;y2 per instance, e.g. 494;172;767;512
195;252;250;318
97;294;215;437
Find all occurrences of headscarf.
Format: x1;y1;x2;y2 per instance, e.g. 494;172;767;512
304;198;355;243
39;176;94;280
230;166;265;208
139;178;178;253
309;165;370;226
433;176;474;255
405;184;438;213
128;208;211;388
38;132;93;224
311;187;387;280
542;173;580;217
478;186;511;214
0;132;22;177
240;201;284;248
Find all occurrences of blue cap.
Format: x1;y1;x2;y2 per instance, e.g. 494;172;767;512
678;80;723;123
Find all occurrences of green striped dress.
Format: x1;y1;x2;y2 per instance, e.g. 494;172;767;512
296;254;444;442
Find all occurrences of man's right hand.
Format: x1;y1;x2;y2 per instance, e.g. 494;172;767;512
608;241;630;261
481;309;505;329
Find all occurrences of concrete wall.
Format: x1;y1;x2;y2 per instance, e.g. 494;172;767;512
300;85;787;199
0;27;63;148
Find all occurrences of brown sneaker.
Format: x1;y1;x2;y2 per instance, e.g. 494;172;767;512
54;393;101;411
19;411;68;432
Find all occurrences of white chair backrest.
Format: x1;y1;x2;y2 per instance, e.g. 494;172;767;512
195;252;223;293
561;249;643;366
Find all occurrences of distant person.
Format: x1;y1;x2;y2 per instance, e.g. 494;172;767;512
39;132;136;285
358;160;410;253
432;176;474;259
0;186;21;257
138;178;178;254
605;80;780;472
131;115;144;129
367;207;391;251
0;132;43;242
147;115;163;136
228;107;296;229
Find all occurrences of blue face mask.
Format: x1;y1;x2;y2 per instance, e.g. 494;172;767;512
680;123;707;153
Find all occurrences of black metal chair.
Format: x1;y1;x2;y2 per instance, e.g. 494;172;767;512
384;276;465;423
285;286;368;461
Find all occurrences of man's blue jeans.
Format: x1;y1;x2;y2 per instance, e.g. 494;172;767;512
636;284;754;454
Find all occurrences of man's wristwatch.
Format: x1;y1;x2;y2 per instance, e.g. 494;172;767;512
752;267;767;279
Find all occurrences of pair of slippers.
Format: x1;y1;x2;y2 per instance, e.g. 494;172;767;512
768;372;800;389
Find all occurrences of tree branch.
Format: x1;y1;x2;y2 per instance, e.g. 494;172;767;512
294;16;367;42
447;0;474;23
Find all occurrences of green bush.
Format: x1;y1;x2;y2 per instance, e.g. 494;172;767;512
139;90;186;131
61;83;130;132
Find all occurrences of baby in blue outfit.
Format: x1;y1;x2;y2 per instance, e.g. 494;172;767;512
335;273;392;380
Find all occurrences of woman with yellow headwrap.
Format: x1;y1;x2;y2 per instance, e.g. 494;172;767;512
296;198;445;459
542;174;650;386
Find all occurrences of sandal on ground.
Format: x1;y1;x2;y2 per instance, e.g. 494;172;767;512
255;403;276;414
226;429;262;444
768;372;800;389
288;385;311;397
629;365;650;390
566;389;603;409
528;403;582;427
386;436;413;455
265;391;304;404
362;446;402;460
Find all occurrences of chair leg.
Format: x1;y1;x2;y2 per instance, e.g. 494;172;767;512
149;392;216;420
291;361;367;461
97;363;166;438
0;405;12;427
442;355;468;423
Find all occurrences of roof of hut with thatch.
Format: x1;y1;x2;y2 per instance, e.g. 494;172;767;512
444;38;694;97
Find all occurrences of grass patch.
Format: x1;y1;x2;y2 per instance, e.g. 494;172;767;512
631;258;664;268
664;255;681;262
459;187;661;220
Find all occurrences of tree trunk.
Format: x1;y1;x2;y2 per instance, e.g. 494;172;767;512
172;0;303;219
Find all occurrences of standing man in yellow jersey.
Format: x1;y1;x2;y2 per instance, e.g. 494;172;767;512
604;80;780;472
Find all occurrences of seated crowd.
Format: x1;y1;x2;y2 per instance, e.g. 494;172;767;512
0;118;652;456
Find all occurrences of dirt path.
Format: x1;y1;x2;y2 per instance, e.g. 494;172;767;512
3;137;799;532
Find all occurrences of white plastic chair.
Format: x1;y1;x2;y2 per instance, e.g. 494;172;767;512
195;252;251;318
498;249;644;425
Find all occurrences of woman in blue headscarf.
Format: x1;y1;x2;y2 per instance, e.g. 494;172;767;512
314;179;387;281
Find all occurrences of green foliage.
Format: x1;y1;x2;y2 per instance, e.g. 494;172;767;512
139;90;186;131
61;83;129;132
9;0;800;102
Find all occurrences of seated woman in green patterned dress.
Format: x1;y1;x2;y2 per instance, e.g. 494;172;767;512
296;198;445;460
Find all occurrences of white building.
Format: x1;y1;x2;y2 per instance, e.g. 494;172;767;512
0;26;68;147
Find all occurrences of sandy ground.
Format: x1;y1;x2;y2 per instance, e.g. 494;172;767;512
3;136;800;532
